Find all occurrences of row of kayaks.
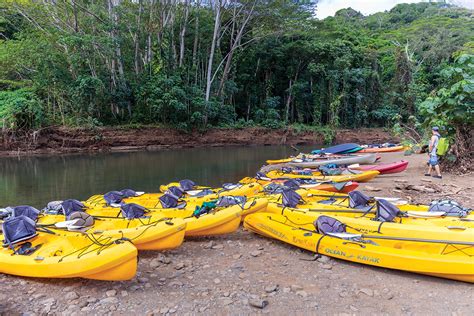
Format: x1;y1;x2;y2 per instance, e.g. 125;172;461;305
1;176;473;283
0;181;267;281
266;142;406;167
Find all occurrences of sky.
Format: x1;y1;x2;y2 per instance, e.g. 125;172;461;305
315;0;474;19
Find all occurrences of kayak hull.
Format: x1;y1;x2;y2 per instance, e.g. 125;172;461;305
0;234;138;281
359;145;404;153
265;170;380;183
289;154;377;168
244;213;474;283
355;160;409;174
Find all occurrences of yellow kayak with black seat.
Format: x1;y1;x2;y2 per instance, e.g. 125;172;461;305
244;212;474;283
265;202;474;243
18;202;187;251
0;215;138;280
264;170;380;183
268;190;474;228
70;196;267;237
84;182;263;209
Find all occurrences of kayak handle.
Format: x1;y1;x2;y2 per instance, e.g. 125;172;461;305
342;241;366;248
446;226;467;230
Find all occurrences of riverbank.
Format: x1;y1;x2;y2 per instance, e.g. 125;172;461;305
0;126;395;157
1;151;473;314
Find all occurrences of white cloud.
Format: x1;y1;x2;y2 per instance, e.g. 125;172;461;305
315;0;473;19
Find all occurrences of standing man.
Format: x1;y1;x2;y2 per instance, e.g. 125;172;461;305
425;126;442;179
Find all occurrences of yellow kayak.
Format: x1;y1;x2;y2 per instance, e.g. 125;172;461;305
264;170;380;183
244;212;474;282
79;198;267;237
266;203;474;243
85;183;263;208
267;199;474;229
37;214;186;251
300;190;474;226
0;217;137;280
266;158;294;165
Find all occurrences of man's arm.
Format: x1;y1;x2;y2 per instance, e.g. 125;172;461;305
429;135;435;153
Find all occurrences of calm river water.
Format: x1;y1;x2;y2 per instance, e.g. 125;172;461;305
0;145;315;208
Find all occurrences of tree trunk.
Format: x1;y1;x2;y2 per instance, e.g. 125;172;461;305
285;79;292;123
204;0;221;122
179;0;189;68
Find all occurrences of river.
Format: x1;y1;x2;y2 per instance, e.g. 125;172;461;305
0;145;315;208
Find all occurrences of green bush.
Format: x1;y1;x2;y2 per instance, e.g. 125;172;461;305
0;88;43;129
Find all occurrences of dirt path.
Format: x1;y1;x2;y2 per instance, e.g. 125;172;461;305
1;151;473;315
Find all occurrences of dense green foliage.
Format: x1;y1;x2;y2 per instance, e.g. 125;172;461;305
0;1;473;135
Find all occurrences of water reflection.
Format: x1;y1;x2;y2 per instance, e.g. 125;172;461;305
0;145;315;207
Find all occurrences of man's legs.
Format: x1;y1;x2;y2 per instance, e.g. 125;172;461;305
434;164;441;177
426;164;432;176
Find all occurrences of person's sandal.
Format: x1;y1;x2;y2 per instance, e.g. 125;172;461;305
433;175;442;179
424;173;431;176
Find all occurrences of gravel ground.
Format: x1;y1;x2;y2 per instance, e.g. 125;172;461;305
1;151;473;315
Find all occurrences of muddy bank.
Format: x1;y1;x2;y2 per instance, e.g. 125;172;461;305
0;127;396;156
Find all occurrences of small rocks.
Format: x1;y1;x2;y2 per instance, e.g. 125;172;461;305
158;255;171;264
232;254;242;260
358;288;374;297
203;241;215;249
283;287;291;294
249;298;268;309
105;290;117;297
264;285;278;293
296;290;308;298
159;307;169;314
220;298;233;306
120;290;128;297
316;255;331;264
213;278;221;284
212;244;224;250
169;281;183;287
150;258;161;269
41;298;56;306
175;262;185;270
291;285;303;291
250;250;262;257
349;305;359;312
100;297;119;304
320;264;333;270
64;291;79;300
138;277;150;283
365;185;381;192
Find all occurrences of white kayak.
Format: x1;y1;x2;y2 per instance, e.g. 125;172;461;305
289;153;377;167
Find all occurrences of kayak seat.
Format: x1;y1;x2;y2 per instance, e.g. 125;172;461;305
104;191;124;205
428;200;470;218
179;179;196;191
282;189;303;208
167;186;185;199
349;191;372;208
216;196;246;208
67;211;95;227
120;203;147;219
61;199;86;218
375;199;401;222
2;215;38;247
12;206;40;221
314;215;346;235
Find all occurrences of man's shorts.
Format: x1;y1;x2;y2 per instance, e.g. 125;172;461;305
429;155;439;166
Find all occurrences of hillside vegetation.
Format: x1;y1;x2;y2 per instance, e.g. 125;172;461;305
0;1;472;161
